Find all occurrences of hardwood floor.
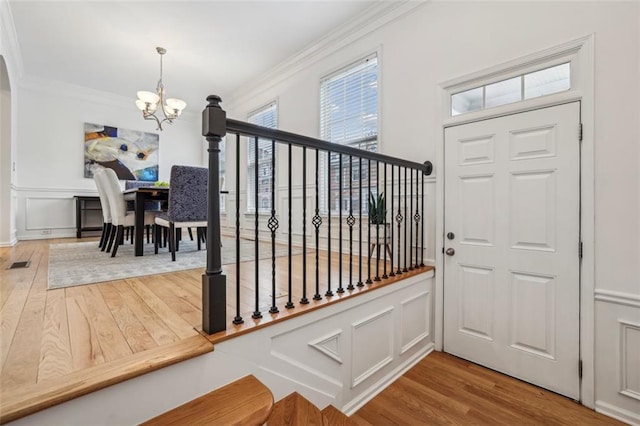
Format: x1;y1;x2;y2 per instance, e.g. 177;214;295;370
353;351;621;425
0;237;429;401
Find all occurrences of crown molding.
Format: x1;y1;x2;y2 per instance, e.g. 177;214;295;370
18;75;199;123
0;0;25;79
224;0;427;110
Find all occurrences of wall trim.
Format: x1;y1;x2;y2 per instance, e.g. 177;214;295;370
225;0;425;109
595;400;640;426
595;289;640;308
18;76;199;123
619;320;640;401
342;342;434;416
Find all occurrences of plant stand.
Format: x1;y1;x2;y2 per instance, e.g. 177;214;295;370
368;223;391;259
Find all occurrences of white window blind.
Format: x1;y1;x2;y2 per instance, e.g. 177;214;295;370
320;54;378;214
247;102;277;213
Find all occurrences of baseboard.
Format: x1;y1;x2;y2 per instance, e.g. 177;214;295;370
341;342;435;416
595;400;640;425
17;231;78;241
0;237;17;247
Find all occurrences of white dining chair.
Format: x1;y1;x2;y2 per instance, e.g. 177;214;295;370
93;168;112;251
100;168;157;257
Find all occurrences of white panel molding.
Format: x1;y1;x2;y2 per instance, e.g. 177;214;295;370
400;291;430;355
619;320;640;401
268;349;343;388
595;400;640;426
595;289;640;309
18;75;199;123
25;196;75;230
225;1;425;109
16;185;98;195
351;307;394;388
342;342;434;416
308;330;343;365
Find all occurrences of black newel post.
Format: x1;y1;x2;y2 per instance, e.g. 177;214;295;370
201;95;227;334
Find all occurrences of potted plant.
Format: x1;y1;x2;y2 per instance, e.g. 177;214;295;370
369;192;390;244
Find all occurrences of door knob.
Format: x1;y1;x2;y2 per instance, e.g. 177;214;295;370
445;248;455;256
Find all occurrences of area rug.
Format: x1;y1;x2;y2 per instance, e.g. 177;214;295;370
48;236;301;289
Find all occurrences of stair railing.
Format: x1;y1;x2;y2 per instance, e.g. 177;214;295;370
202;95;433;334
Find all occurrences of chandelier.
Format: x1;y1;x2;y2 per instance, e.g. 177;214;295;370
135;47;187;131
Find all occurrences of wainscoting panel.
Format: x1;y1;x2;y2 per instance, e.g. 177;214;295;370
25;196;75;230
16;187;98;240
351;308;394;387
594;291;640;425
400;291;430;354
10;271;434;426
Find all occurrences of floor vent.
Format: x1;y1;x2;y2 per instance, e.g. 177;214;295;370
8;261;30;269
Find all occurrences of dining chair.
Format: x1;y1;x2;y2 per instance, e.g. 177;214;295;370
124;180;164;243
101;168;158;257
93;168;112;251
154;165;208;261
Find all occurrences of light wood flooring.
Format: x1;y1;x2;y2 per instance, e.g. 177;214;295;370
353;351;621;425
0;237;430;422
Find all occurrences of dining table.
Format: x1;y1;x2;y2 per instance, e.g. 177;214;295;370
123;186;169;256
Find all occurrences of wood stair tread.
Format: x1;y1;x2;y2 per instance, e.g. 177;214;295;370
321;405;361;426
142;374;273;426
0;335;214;425
268;392;324;426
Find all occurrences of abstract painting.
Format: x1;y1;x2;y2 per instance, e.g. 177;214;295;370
84;123;159;181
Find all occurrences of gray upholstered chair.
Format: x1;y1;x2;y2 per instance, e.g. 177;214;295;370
154;165;208;261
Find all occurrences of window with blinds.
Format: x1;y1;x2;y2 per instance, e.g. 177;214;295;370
247;102;277;213
320;54;378;214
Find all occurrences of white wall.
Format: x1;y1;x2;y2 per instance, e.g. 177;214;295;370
223;1;640;422
0;0;21;246
13;79;203;240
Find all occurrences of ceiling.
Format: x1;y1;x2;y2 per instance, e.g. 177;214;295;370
8;1;385;111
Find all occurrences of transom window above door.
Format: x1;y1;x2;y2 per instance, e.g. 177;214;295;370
451;62;570;116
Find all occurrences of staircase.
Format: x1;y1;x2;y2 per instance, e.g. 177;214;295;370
142;375;367;426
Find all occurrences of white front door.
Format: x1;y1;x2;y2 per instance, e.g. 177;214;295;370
443;102;581;399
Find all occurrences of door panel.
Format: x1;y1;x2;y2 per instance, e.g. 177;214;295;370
444;102;580;399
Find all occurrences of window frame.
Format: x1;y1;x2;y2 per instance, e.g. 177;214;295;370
246;100;278;214
319;51;380;215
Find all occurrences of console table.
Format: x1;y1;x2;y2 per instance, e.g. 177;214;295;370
75;195;102;238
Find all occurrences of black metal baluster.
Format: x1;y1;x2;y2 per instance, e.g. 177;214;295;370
268;140;279;314
313;149;322;301
301;147;309;304
366;159;373;284
233;133;243;324
357;157;364;287
286;144;294;309
337;153;344;293
347;156;355;291
396;165;403;275
409;167;414;271
382;163;388;279
389;164;395;278
414;168;420;269
326;151;333;297
374;161;381;282
403;167;408;273
253;136;262;319
421;169;425;267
